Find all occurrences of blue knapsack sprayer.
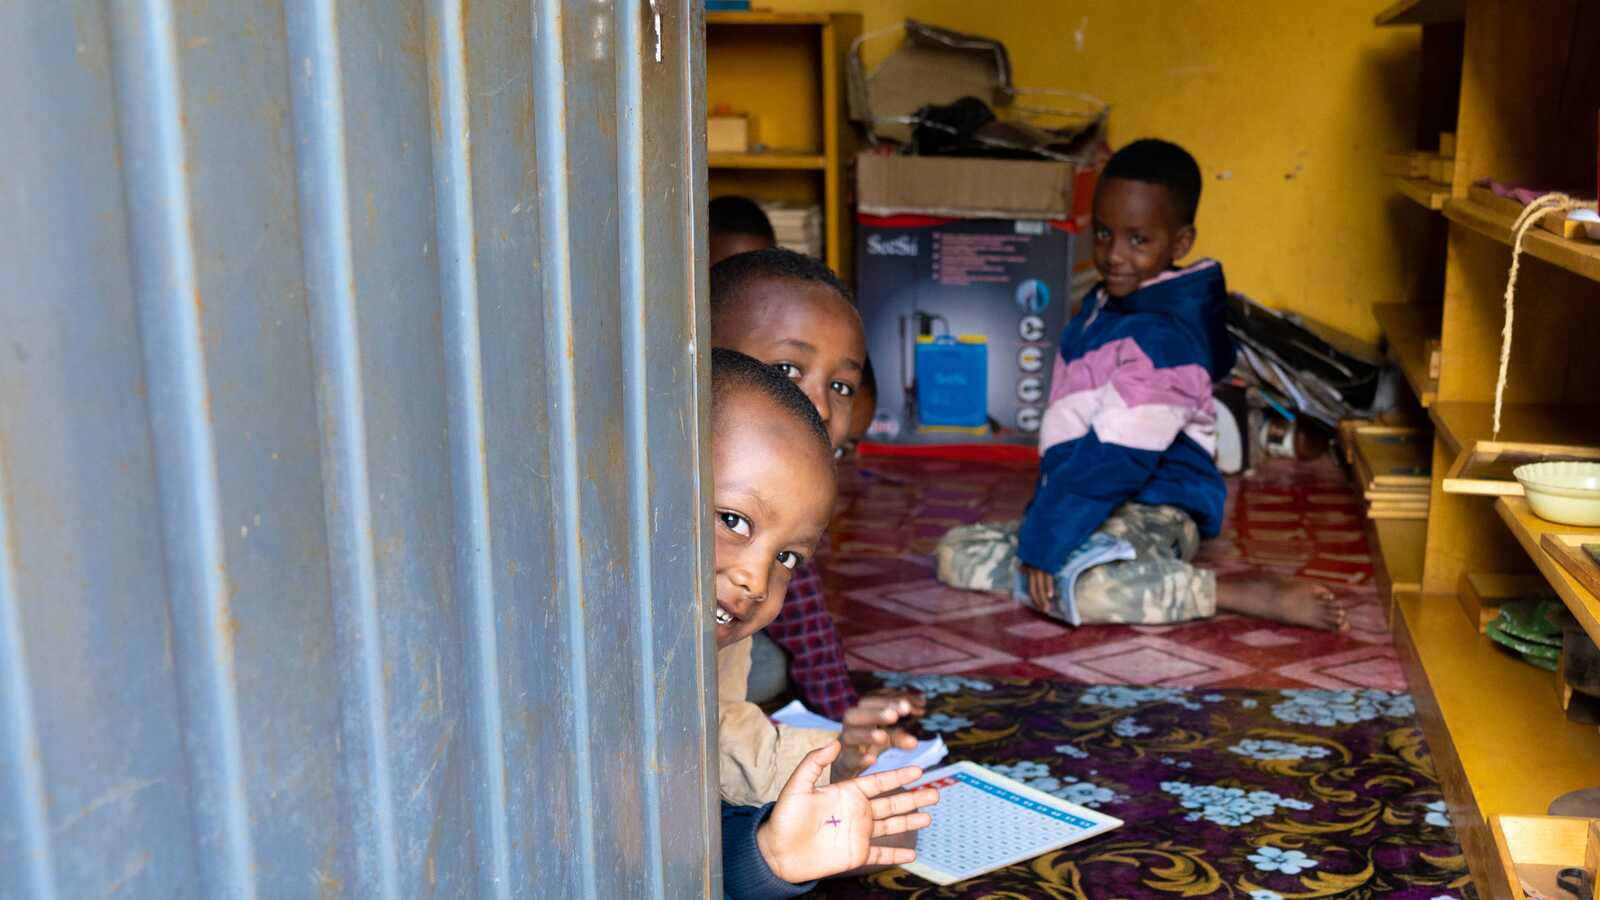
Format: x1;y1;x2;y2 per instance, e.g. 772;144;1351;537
897;311;990;435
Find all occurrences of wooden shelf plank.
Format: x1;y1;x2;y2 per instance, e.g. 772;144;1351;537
706;11;831;26
1393;176;1450;210
1372;517;1427;593
1495;495;1600;648
1393;591;1600;890
708;151;827;171
1444;197;1600;284
1374;0;1466;25
1372;302;1441;406
1430;402;1600;456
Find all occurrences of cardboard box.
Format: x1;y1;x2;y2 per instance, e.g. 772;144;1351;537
857;213;1076;442
857;153;1076;220
707;115;751;153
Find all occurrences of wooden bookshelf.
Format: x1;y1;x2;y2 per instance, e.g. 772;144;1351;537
1373;1;1600;894
1372;303;1441;406
1393;176;1450;210
1443;198;1600;284
1375;0;1466;26
705;11;860;277
707;151;827;171
1495;496;1600;647
1394;592;1600;895
1430;402;1600;456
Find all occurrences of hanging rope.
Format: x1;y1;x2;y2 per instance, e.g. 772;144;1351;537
1492;192;1598;438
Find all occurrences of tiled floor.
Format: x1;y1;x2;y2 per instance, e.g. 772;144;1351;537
816;453;1405;691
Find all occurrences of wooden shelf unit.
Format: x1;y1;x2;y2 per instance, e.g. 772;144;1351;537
1372;302;1441;406
1375;0;1466;26
707;151;827;171
1394;176;1451;210
1495;496;1600;648
1373;1;1600;895
1444;198;1600;284
1430;402;1600;456
1394;592;1600;896
705;11;860;278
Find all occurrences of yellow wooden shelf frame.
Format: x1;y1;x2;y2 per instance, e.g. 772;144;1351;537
1444;197;1600;284
1393;175;1450;210
1375;0;1466;26
1372;302;1440;406
706;11;833;26
1492;815;1598;900
1393;591;1600;893
1429;402;1600;457
707;151;827;171
704;11;859;277
1494;495;1600;647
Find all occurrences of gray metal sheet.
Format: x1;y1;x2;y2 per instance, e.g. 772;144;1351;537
0;1;714;896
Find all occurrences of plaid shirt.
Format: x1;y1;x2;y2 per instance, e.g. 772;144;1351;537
765;561;858;718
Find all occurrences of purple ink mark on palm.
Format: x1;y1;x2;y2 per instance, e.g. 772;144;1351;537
825;816;842;828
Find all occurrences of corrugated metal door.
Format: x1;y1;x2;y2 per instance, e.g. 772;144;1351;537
0;0;716;896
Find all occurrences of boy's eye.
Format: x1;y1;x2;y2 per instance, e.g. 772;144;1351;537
831;381;855;398
776;550;803;570
1130;234;1148;247
718;511;751;537
1093;226;1111;242
773;362;801;379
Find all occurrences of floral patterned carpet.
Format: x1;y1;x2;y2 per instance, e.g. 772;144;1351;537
820;674;1473;899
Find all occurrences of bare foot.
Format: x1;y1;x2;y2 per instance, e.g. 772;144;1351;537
1216;574;1348;631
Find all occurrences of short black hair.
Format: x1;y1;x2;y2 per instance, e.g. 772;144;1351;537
1101;138;1203;226
709;195;776;241
709;247;852;324
710;347;832;456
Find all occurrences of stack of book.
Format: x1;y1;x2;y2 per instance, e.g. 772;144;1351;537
1349;425;1431;520
761;203;823;259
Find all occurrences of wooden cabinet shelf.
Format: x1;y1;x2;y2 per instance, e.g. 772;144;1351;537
1372;302;1440;406
707;151;827;171
1394;591;1600;888
1495;496;1600;648
1393;176;1450;210
1375;0;1466;25
707;11;833;26
1444;198;1600;284
1371;518;1427;593
1430;402;1600;456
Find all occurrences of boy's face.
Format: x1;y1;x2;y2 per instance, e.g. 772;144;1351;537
708;233;774;267
710;388;836;648
1091;177;1197;298
837;386;876;459
714;280;867;450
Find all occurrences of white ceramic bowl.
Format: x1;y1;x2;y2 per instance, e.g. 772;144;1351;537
1514;461;1600;526
1573;208;1600;241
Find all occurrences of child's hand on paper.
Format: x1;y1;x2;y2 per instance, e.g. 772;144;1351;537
833;695;920;782
757;741;939;884
862;688;927;718
1021;563;1055;611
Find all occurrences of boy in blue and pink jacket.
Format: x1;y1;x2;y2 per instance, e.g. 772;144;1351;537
939;139;1347;632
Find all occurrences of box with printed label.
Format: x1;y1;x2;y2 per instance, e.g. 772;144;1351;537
856;214;1076;444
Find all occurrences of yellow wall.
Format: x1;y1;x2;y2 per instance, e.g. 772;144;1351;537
761;0;1426;343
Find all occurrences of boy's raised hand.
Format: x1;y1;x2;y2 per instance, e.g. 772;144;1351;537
756;741;939;884
833;695;920;781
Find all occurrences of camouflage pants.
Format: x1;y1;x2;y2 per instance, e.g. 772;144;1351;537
936;503;1217;625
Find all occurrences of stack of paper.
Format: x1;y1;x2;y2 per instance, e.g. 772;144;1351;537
769;699;948;776
760;204;823;259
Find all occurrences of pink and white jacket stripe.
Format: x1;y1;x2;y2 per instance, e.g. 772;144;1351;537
1016;260;1236;572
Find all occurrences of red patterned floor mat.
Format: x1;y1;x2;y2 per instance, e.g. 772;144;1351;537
817;454;1403;691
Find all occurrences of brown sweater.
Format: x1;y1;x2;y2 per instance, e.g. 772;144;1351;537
717;637;838;806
